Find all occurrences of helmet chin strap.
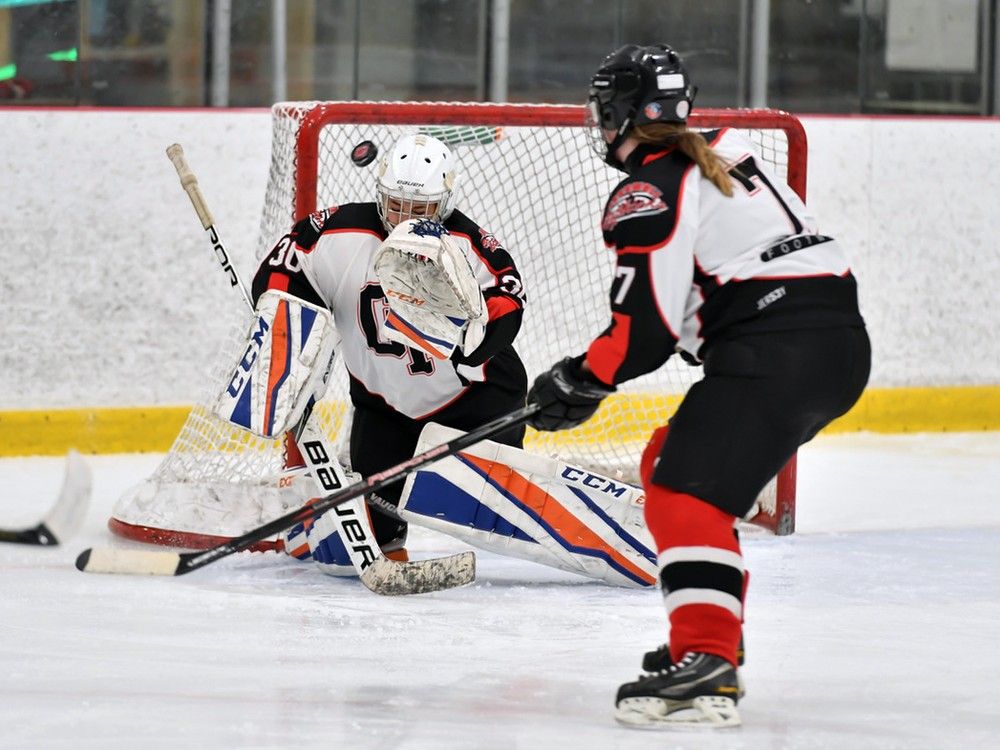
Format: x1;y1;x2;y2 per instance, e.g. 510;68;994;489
603;117;634;172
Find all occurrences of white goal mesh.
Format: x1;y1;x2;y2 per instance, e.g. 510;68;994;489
111;102;805;546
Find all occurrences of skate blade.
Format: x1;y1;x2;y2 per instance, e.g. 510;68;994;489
615;695;741;729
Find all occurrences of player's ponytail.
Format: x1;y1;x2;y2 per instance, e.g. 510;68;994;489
631;123;734;197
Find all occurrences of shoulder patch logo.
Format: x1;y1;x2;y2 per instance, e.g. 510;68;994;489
309;205;338;232
478;228;502;253
601;182;668;232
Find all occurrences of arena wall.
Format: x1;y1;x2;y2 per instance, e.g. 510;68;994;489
0;108;996;454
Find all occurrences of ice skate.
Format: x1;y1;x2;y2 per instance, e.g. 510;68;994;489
642;636;746;698
615;652;741;728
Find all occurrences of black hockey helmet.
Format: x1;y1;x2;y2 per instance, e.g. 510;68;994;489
587;44;697;170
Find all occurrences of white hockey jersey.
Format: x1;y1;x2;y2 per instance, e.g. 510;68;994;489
252;203;526;419
587;128;864;385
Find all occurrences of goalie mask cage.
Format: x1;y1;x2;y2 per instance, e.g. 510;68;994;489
110;102;804;550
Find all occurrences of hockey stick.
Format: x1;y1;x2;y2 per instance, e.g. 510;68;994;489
102;143;471;594
0;451;91;546
75;402;539;585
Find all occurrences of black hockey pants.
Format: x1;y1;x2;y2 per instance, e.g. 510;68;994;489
350;383;526;547
652;325;871;517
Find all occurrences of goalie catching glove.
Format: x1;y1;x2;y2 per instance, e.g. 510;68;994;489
527;355;616;431
215;290;339;438
374;218;488;360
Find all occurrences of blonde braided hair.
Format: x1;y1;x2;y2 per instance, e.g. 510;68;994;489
631;123;735;197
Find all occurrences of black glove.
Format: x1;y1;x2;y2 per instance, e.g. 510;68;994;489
527;355;616;431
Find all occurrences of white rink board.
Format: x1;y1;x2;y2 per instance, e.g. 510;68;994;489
1;109;999;409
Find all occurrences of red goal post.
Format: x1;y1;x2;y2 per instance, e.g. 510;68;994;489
279;102;802;536
110;102;803;549
288;102;807;225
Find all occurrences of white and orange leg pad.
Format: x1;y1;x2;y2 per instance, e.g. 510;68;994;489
215;290;339;438
396;423;658;588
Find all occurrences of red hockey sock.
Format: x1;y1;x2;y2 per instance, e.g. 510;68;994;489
644;483;744;666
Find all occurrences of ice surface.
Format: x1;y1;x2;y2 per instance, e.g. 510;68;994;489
1;432;998;749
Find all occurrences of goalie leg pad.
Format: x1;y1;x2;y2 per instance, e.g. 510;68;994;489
399;424;658;588
216;290;339;438
310;525;356;577
284;517;313;561
293;491;410;577
305;499;372;578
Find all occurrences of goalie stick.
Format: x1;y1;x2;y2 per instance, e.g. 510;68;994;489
0;451;91;546
112;143;471;595
75;402;539;585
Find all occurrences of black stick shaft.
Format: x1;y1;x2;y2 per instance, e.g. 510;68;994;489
0;526;52;545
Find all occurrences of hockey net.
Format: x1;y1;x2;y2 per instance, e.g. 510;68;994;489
111;102;805;549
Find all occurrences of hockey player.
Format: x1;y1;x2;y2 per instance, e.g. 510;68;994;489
527;44;871;728
251;134;528;571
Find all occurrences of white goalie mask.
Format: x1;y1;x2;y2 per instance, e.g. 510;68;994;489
376;134;460;230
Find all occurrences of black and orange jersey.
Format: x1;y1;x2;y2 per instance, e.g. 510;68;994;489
586;128;864;386
252;202;526;419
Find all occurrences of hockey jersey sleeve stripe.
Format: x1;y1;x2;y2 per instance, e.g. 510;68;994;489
449;229;520;283
267;272;290;292
485;294;521;321
587;253;681;385
452;307;523;367
586;311;632;385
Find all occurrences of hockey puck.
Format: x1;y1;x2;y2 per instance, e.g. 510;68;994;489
350;140;378;167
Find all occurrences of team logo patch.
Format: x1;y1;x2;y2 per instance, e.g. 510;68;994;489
308;206;338;232
478;228;502;253
601;182;668;231
643;102;662;120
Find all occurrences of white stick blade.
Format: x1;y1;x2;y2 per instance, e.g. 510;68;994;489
360;551;475;595
76;547;181;576
42;450;92;544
